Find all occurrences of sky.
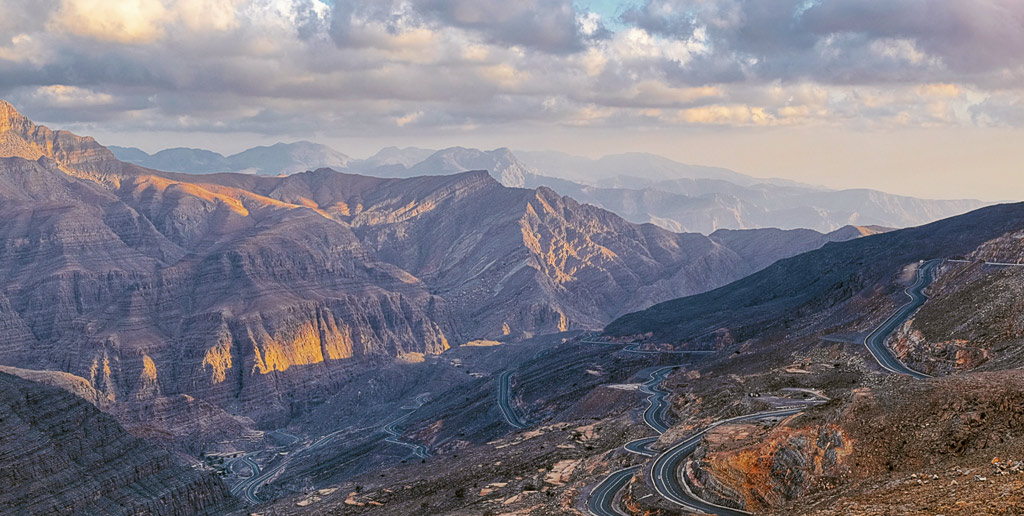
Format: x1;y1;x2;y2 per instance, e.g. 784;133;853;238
1;0;1023;200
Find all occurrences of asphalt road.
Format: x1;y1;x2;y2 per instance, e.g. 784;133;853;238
649;407;807;515
231;393;433;504
383;393;432;459
623;436;658;457
228;455;260;499
639;366;675;434
587;466;641;516
579;333;716;356
863;259;940;379
588;366;676;514
497;369;528;429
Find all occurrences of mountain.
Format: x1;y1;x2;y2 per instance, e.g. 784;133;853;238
110;141;351;175
354;146;987;233
228;141;351;174
0;101;861;425
363;146;537;187
514;149;776;186
350;146;436;170
0;370;235;515
515;157;985;233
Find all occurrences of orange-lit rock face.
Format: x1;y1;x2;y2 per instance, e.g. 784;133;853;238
135;354;160;399
251;320;346;374
703;424;853;512
202;338;233;385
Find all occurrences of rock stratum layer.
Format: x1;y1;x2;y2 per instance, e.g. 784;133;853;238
0;371;235;515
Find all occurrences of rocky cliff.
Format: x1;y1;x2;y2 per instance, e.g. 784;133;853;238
0;371;236;515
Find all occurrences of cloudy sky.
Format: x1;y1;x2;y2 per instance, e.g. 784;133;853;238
2;0;1023;200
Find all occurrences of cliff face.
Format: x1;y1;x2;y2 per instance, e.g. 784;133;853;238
0;154;455;423
0;371;235;515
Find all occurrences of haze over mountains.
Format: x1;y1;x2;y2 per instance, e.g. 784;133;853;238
111;142;352;176
112;142;986;234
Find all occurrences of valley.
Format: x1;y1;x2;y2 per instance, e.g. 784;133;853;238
1;100;1023;516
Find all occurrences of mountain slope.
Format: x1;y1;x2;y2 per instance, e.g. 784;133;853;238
885;228;1024;375
0;102;456;425
605;201;1024;345
0;371;235;515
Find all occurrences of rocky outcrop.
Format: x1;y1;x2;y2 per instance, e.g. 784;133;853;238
0;371;236;515
683;421;852;513
691;372;1024;515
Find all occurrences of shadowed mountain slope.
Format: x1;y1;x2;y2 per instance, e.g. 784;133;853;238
0;371;235;515
606;202;1024;345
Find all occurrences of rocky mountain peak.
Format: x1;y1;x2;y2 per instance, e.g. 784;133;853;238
0;99;23;124
0;100;116;168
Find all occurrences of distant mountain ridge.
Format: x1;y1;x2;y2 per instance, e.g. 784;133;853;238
111;141;351;175
113;140;987;234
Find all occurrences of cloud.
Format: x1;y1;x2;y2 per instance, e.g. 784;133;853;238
414;0;594;54
0;0;1020;139
622;0;1024;86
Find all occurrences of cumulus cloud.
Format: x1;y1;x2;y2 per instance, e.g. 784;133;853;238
0;0;1020;138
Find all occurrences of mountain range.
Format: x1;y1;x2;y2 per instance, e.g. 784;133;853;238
0;100;860;430
112;142;987;234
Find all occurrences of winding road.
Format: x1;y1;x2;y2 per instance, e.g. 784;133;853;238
588;465;641;516
230;393;432;505
497;369;528;429
639;259;937;514
636;259;938;514
588;366;678;515
383;393;432;459
638;367;675;434
863;259;940;379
